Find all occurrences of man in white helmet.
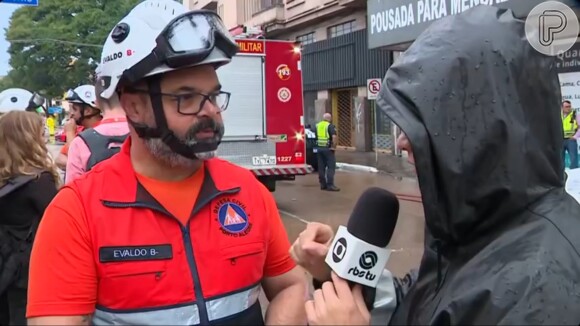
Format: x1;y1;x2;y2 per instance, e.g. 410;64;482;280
27;1;308;326
55;85;103;171
0;88;50;142
0;88;46;114
65;65;130;183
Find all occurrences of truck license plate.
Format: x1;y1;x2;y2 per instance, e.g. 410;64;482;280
252;156;276;166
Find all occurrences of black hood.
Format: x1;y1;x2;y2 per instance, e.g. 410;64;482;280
377;6;563;245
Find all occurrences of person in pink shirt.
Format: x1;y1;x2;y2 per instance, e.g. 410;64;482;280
65;79;129;183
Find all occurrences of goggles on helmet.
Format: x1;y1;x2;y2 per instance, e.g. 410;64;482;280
122;10;239;84
65;89;83;103
27;92;47;114
64;89;81;102
29;93;44;108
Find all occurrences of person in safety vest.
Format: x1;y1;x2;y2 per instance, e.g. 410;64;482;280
315;113;339;191
46;113;55;138
26;1;308;325
55;85;103;171
65;66;129;183
562;100;579;169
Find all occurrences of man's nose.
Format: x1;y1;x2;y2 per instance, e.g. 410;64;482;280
197;100;220;117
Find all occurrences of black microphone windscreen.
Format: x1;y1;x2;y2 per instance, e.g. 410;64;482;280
346;187;399;248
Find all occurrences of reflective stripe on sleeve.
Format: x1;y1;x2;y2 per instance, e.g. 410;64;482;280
206;284;261;321
93;285;261;325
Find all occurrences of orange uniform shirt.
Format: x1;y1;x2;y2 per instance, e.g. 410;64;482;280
27;164;294;317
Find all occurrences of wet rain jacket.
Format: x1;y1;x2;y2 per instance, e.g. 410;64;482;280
373;6;580;325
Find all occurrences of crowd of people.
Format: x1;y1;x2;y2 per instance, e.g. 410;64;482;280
0;1;579;325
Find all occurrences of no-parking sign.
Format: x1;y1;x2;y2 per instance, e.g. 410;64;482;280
367;78;381;100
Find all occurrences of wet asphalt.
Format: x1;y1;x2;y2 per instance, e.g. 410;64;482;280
274;170;424;277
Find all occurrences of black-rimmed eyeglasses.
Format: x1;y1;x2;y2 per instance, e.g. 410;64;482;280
126;88;231;115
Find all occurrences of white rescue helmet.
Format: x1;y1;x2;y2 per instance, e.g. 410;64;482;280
95;0;239;160
65;84;98;108
97;0;239;99
0;88;45;113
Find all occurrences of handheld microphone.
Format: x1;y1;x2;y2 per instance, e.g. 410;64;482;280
325;187;399;288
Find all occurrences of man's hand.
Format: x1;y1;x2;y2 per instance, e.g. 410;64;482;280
305;272;370;326
289;222;334;281
64;118;77;142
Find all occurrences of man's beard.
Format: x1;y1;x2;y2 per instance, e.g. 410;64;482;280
144;118;225;168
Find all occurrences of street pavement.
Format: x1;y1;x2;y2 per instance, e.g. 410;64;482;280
275;171;424;277
335;150;417;180
270;170;424;312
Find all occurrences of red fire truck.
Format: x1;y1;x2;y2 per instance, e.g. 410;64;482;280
215;38;313;191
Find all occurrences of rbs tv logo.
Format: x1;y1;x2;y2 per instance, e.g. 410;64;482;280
348;251;378;281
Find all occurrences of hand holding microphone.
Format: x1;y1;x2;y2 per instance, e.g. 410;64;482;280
325;187;399;287
303;187;400;325
305;272;370;326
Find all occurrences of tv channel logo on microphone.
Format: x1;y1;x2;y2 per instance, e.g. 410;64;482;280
359;251;378;270
325;225;391;287
332;238;348;263
525;1;579;56
348;251;379;281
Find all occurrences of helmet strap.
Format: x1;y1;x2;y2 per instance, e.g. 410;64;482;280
76;105;101;125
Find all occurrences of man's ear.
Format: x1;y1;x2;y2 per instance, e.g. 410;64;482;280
89;106;101;117
120;91;142;122
81;105;93;116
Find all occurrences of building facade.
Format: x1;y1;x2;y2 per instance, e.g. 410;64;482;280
366;0;580;154
184;0;394;152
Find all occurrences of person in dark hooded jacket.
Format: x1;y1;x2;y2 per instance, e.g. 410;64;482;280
291;5;580;326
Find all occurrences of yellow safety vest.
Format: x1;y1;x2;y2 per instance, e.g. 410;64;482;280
562;112;578;138
46;117;55;135
316;121;330;147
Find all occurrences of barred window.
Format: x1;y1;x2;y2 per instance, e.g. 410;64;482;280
328;20;355;38
296;32;315;45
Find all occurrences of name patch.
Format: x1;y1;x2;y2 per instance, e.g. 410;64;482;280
99;244;173;263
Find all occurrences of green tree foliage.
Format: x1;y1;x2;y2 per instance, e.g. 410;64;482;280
2;0;142;97
0;75;15;91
